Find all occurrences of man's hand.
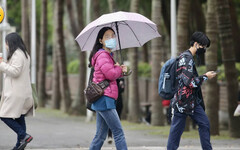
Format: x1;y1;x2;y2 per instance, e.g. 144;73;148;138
205;71;217;79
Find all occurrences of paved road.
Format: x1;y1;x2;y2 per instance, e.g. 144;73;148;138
0;110;239;150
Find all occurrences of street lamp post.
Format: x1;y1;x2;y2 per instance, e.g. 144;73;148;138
0;0;10;92
31;0;36;84
0;0;9;60
171;0;177;58
85;0;93;122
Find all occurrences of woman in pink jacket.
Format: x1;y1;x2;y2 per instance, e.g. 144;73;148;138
89;27;128;150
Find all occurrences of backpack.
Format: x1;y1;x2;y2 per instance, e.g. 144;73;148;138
158;57;179;100
158;51;191;100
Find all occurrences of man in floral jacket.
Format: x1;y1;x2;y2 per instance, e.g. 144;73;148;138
167;32;217;150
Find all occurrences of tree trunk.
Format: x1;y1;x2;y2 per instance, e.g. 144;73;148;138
52;0;61;110
205;0;219;135
127;0;140;123
228;0;240;62
216;0;240;138
177;0;190;54
150;0;165;126
21;0;30;52
38;0;48;107
161;0;170;36
93;0;100;20
190;0;206;32
66;0;86;115
76;0;87;115
108;0;117;12
52;49;61;109
177;0;191;131
142;44;148;63
55;0;72;113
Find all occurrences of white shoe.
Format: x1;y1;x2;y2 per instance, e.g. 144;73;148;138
107;137;113;144
233;104;240;117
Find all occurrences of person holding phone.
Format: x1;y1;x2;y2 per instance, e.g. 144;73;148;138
0;33;34;150
167;32;216;150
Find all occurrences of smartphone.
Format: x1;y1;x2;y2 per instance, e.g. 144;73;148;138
215;70;221;74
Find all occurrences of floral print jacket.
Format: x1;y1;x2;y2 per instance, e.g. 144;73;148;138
172;50;208;114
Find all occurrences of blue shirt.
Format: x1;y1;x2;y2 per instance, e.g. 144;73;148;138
91;96;116;111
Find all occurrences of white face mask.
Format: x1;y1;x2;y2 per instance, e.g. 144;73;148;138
105;38;117;49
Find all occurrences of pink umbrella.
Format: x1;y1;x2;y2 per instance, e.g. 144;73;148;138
75;11;161;62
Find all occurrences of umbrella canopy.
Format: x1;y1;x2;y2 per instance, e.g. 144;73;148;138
75;11;161;51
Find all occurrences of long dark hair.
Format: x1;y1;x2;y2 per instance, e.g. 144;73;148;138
5;32;29;61
88;27;115;67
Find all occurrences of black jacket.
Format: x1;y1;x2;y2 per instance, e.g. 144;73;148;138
172;50;208;114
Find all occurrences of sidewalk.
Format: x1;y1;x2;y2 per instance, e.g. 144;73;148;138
0;109;239;150
26;147;240;150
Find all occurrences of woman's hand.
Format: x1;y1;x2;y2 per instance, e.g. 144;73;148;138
205;71;217;79
121;65;127;73
114;62;120;66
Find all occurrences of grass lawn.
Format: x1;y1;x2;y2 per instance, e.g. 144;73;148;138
36;108;234;140
121;121;234;140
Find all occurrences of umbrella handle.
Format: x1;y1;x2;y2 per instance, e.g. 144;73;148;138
123;69;132;76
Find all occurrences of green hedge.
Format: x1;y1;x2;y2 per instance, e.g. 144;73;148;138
46;59;80;73
47;59;240;82
138;62;151;77
67;60;79;74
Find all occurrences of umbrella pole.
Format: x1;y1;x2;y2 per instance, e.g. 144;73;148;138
115;22;123;65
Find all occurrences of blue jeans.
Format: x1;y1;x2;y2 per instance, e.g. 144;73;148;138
167;105;212;150
90;109;128;150
1;115;26;147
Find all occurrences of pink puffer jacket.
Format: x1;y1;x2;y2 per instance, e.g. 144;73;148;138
92;50;122;100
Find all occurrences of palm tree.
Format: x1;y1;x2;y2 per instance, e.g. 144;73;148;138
177;0;190;54
21;0;30;53
38;0;48;107
216;0;240;138
205;0;219;135
52;47;61;109
108;0;117;12
52;0;61;110
93;0;100;20
128;0;140;123
55;0;72;113
150;0;165;126
177;0;191;131
228;0;240;62
66;0;87;115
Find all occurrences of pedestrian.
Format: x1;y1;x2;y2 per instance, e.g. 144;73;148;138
89;27;128;150
0;32;34;150
107;78;125;144
233;91;240;116
167;32;217;150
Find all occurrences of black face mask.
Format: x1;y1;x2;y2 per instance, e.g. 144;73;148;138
196;47;206;56
195;47;206;66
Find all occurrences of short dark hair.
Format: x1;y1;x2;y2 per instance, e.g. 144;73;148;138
190;31;210;47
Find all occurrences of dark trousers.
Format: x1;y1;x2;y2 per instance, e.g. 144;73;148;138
167;105;212;150
1;115;26;147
